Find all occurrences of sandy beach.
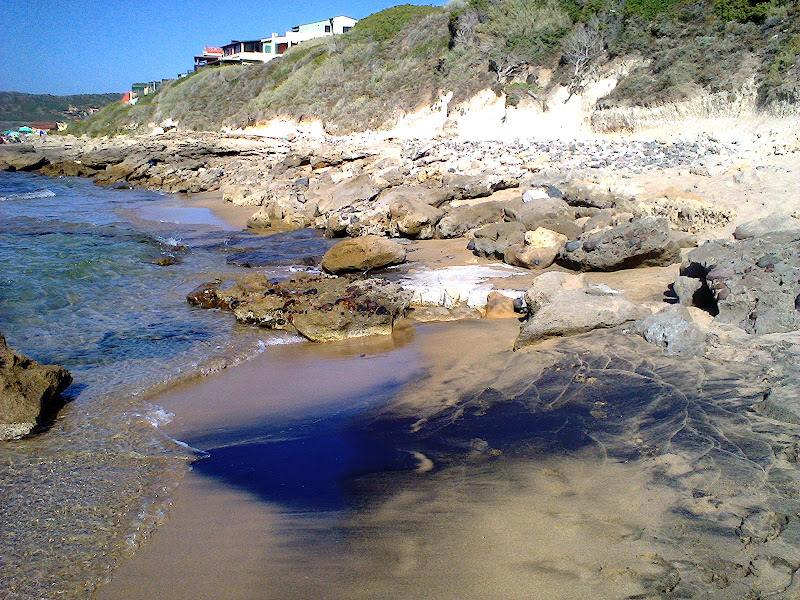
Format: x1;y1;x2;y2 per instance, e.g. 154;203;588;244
2;123;799;599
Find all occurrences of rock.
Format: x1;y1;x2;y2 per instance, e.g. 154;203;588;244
515;275;649;349
378;185;450;208
389;198;444;239
690;156;731;177
503;196;576;229
641;188;735;233
467;222;526;258
485;292;518;318
521;184;564;202
755;385;800;425
672;275;703;306
315;174;383;214
436;202;504;238
559;179;616;210
559;216;681;271
504;227;567;269
522;271;586;312
0;145;48;172
0;334;72;440
188;272;410;342
733;213;800;241
321;235;407;274
443;173;517;200
681;233;800;334
632;305;707;357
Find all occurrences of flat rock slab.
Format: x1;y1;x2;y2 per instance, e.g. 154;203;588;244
188;272;410;342
223;229;337;267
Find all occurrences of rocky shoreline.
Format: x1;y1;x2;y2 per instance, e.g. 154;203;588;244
1;129;799;426
2;127;800;598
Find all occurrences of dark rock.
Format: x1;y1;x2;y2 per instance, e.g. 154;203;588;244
680;233;800;334
1;334;72;440
190;272;410;342
559;216;680;271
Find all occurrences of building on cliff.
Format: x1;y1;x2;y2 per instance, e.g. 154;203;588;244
216;15;357;66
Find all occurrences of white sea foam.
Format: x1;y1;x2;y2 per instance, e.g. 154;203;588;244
0;188;56;201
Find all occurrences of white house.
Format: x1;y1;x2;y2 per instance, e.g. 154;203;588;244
218;16;358;65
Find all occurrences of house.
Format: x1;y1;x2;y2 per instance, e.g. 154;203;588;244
194;46;223;70
292;16;357;35
126;79;171;104
218;16;358;65
220;39;270;64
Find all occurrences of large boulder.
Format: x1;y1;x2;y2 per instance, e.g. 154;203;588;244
188;273;410;342
681;232;800;334
442;173;517;200
504;227;568;270
467;222;526;258
515;273;649;349
502;196;576;229
321;235;406;274
1;334;72;440
389;199;444;239
641;188;735;233
632;305;707;357
559;216;681;271
436;202;504;238
315;174;383;214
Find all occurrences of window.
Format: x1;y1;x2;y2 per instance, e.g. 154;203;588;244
343;26;352;32
325;25;331;32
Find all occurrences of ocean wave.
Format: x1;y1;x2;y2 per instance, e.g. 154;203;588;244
0;189;56;201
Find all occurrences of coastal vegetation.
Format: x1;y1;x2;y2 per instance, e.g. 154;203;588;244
0;92;120;130
70;0;800;136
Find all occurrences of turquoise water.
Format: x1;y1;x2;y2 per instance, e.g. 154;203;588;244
0;172;302;599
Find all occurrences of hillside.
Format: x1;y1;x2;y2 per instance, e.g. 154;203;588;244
0;92;121;129
71;0;800;137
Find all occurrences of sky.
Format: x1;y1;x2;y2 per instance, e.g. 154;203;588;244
0;0;444;96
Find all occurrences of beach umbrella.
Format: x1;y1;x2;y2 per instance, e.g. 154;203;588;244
18;126;33;133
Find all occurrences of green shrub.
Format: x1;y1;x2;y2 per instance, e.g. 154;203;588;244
715;0;784;23
348;5;442;42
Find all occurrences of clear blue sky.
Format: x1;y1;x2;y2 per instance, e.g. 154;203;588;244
0;0;444;96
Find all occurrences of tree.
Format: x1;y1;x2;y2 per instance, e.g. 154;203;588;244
561;17;605;97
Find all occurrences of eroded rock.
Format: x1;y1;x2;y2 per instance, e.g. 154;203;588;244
0;334;72;440
188;272;410;342
681;233;800;334
559;216;681;271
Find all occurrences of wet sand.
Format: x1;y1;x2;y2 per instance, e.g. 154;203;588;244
95;317;800;600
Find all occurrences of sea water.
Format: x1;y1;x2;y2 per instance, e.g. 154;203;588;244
0;172;310;599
